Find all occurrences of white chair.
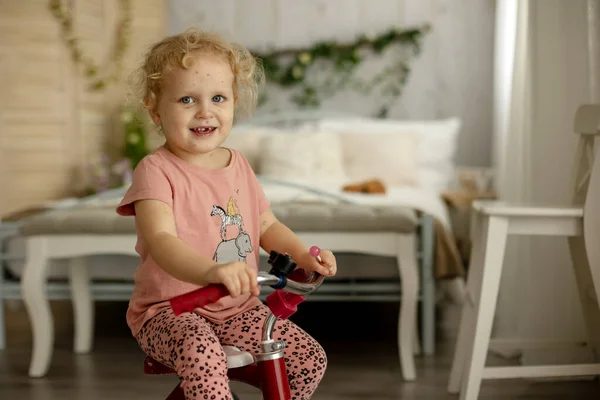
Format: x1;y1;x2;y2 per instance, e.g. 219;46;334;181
447;104;600;399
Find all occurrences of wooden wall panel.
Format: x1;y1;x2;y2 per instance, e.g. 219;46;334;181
0;1;73;216
0;0;166;217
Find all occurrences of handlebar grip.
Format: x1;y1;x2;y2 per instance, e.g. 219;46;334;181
169;284;229;316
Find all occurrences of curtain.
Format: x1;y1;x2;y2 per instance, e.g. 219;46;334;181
490;0;532;356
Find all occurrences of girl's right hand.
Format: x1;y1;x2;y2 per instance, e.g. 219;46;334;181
204;262;260;297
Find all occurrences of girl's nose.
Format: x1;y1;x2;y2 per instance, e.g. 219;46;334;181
195;102;212;119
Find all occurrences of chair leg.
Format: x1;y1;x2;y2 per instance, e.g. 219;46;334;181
448;211;486;394
569;235;600;357
458;216;508;400
21;236;54;378
69;257;94;354
166;383;185;400
397;233;418;381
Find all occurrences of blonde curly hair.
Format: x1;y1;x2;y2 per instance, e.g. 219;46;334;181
130;28;265;121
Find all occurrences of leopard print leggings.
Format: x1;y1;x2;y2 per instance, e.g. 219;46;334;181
137;304;327;399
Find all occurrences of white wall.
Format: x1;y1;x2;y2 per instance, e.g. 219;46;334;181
167;0;495;167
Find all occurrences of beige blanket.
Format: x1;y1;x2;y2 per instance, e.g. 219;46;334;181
438;189;497;279
432;216;465;279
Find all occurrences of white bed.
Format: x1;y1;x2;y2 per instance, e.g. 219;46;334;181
3;183;450;280
0;110;463;382
4;109;459;283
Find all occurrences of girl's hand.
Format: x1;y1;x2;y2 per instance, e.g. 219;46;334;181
203;262;260;297
296;249;337;277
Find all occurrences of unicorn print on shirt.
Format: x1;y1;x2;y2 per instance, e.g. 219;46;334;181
210;197;244;240
210;196;252;264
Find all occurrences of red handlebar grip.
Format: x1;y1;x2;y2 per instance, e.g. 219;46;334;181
169;284;229;316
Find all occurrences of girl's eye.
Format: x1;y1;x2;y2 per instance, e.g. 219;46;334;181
180;96;194;104
212;95;225;103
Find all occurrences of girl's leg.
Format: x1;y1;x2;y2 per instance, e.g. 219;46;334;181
217;304;327;400
137;308;234;400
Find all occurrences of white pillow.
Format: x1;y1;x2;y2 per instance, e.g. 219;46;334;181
258;131;348;184
340;131;421;187
223;126;274;171
224;125;316;171
317;117;461;192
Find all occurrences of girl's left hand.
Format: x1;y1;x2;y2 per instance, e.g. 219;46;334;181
296;249;337;277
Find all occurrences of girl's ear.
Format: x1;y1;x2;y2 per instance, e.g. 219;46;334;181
145;97;161;125
149;108;161;126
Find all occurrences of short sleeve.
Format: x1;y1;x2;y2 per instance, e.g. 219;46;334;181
116;156;173;216
255;175;270;215
235;150;270;215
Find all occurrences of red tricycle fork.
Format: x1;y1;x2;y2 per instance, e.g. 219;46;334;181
227;288;307;399
144;250;325;400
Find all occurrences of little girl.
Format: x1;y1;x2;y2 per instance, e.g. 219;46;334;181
116;28;337;399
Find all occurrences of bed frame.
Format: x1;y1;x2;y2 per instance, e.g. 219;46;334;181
0;110;437;382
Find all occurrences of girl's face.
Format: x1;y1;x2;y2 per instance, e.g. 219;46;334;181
150;52;235;165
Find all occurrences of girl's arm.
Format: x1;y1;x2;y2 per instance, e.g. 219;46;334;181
259;210;335;276
135;199;259;296
134;200;260;297
134;199;218;285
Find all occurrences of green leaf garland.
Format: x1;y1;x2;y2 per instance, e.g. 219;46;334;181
254;24;431;118
49;0;132;92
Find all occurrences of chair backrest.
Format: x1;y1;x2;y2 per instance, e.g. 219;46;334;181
572;104;600;206
574;104;600;302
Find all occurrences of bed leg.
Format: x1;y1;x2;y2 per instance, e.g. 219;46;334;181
21;236;53;378
69;257;93;354
0;259;6;350
420;214;436;356
397;233;418;381
0;295;5;351
413;314;421;356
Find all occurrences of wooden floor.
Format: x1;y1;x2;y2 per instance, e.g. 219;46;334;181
0;300;598;399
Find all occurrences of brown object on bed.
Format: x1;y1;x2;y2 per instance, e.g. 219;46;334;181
343;179;387;194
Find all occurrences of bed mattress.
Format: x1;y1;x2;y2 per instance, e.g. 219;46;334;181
4;199;418;282
17;201;417;236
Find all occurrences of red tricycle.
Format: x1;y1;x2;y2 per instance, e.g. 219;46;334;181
143;249;326;400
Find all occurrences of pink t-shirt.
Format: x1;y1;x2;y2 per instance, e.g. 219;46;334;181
116;146;269;336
